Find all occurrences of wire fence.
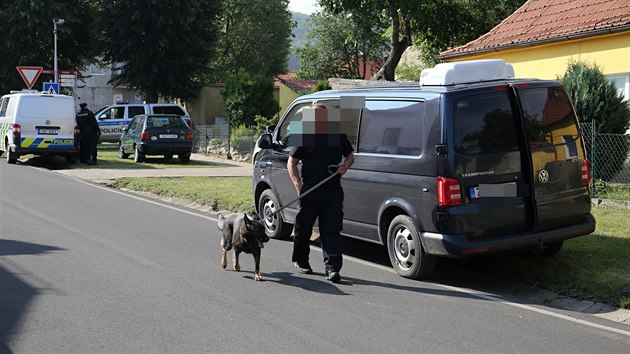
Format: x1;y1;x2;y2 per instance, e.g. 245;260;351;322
192;124;258;161
580;122;630;198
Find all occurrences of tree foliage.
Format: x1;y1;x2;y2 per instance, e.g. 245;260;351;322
0;0;101;94
221;70;279;128
318;0;527;80
560;60;630;180
207;0;294;82
296;11;388;80
100;0;221;102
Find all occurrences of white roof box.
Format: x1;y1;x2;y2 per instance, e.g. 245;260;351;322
420;59;515;86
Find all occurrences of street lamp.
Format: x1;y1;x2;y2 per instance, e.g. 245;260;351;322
53;18;65;84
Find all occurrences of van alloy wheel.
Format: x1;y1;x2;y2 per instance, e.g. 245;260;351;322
258;189;292;240
387;215;436;279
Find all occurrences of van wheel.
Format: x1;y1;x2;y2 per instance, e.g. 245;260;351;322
258;189;292;240
119;143;130;159
134;146;145;163
6;147;18;164
387;215;436;279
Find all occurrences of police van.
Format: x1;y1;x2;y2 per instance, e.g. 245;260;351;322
253;59;595;279
95;103;191;143
0;91;79;164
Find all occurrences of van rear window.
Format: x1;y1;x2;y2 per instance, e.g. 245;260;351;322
19;96;74;119
518;87;579;147
454;92;519;155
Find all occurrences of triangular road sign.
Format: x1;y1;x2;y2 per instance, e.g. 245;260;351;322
16;66;43;89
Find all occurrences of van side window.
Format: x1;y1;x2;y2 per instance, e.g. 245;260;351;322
359;100;424;156
0;98;8;117
128;106;145;118
454;92;519;155
276;102;312;150
519;87;579;147
154;106;185;115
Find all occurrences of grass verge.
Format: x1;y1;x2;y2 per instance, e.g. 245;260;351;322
112;175;630;308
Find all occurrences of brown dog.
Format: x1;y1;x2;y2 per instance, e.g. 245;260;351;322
218;212;269;281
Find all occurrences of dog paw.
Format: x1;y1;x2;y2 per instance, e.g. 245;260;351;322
233;265;241;272
254;273;262;281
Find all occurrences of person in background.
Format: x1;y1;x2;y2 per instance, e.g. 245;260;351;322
287;103;355;283
76;103;101;165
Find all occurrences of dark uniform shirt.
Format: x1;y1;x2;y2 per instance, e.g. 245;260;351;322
76;108;100;136
289;133;354;188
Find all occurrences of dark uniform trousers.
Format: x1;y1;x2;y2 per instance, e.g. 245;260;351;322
292;182;344;272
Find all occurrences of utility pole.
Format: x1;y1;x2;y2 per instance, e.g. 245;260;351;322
53;19;65;84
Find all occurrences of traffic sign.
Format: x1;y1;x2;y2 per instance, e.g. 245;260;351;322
16;66;43;89
43;82;60;94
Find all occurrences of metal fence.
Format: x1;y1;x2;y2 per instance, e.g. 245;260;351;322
192;124;258;160
580;122;630;197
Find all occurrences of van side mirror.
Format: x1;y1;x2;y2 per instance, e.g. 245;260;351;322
257;133;273;149
266;125;276;134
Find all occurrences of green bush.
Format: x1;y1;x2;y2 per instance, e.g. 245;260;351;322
230;124;254;154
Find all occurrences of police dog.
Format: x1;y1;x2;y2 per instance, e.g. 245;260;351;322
218;212;269;281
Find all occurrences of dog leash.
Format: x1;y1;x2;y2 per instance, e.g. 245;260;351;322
260;162;344;223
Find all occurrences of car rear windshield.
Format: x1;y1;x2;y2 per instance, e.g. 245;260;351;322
454;91;520;155
518;86;579;147
152;106;185;116
146;116;187;128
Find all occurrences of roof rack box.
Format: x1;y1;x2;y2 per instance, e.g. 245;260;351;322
420;59;515;86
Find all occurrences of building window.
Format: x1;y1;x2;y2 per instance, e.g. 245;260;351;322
606;74;629;101
89;64;105;76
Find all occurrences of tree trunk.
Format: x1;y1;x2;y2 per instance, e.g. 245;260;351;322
371;8;411;81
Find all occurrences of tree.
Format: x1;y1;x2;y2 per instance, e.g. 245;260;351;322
207;0;294;82
0;0;101;94
319;0;527;80
560;60;630;181
100;1;221;102
296;10;388;80
221;70;279;128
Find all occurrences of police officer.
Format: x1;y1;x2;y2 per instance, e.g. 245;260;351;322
76;103;101;165
287;103;355;283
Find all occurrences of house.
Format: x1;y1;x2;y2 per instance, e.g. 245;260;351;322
74;63;143;111
276;73;318;117
438;0;630;104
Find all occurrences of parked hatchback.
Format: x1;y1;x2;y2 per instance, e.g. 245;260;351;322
253;59;595;279
119;114;193;163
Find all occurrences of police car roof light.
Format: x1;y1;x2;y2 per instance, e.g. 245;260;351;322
420;59;515;86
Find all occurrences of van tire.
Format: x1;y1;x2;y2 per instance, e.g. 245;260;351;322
119;143;130;159
6;147;18;164
134;146;145;163
258;189;293;240
387;215;436;279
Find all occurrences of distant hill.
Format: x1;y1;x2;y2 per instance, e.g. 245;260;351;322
288;12;312;72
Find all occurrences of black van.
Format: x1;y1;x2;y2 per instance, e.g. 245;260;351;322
253;60;595;279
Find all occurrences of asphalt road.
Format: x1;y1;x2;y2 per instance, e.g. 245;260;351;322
1;161;630;353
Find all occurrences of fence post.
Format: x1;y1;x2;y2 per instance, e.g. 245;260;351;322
591;120;596;197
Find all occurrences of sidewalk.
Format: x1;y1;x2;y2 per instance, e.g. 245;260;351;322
54;153;252;183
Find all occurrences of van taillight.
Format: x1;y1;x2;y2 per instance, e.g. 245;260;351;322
12;124;21;135
582;159;591;186
184;129;193;140
140;130;151;140
438;177;462;206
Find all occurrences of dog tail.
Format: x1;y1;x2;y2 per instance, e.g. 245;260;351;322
217;213;226;231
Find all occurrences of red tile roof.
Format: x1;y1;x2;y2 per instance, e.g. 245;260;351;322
439;0;630;59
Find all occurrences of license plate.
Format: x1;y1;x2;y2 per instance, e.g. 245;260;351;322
159;134;178;139
469;186;479;199
38;128;59;135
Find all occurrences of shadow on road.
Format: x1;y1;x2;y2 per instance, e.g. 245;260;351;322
0;240;65;354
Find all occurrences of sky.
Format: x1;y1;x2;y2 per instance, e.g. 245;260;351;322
288;0;319;15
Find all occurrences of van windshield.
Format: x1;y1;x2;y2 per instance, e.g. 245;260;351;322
19;96;74;119
454;91;519;155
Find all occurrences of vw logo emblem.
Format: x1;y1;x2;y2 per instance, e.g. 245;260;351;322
45;120;51;125
538;169;549;183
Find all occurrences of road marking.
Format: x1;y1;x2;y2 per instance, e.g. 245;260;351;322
71;175;630;339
